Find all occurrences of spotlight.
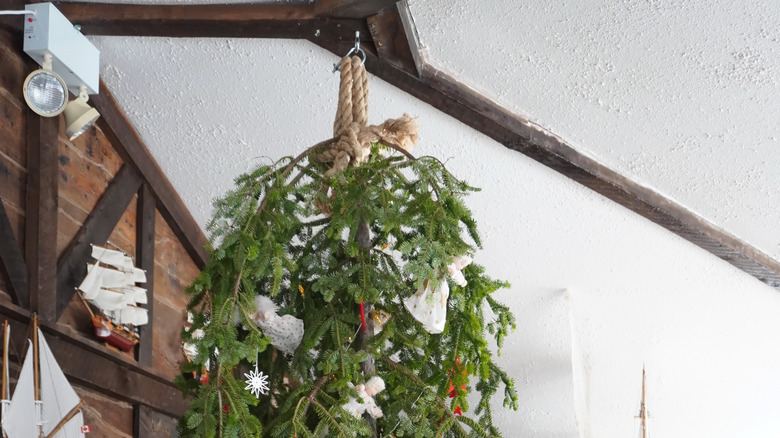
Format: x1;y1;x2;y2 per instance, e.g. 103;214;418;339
64;86;100;140
23;53;67;117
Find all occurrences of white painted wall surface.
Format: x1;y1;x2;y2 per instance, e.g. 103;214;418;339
409;0;780;263
93;37;780;437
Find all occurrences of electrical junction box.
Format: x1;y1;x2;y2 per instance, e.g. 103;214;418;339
23;2;99;96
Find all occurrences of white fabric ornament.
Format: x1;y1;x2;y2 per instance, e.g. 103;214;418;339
250;295;304;355
403;278;449;334
447;255;472;287
404;255;472;334
342;376;385;419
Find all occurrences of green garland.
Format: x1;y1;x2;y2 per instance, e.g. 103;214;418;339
177;140;518;437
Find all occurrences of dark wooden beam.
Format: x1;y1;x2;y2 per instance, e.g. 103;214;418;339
0;200;29;308
55;2;370;41
135;184;155;365
25;111;59;323
56;164;142;319
91;81;209;269
311;38;780;290
314;0;398;18
367;3;419;76
0;302;188;417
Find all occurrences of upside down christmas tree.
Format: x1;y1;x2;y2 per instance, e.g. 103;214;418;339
177;54;518;437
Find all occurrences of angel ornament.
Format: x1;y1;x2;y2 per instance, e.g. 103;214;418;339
342;376;385;419
403;255;472;334
250;295;304;355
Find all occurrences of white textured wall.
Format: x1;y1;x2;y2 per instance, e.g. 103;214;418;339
94;37;780;437
410;0;780;263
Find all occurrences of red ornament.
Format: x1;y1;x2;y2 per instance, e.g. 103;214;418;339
360;301;366;332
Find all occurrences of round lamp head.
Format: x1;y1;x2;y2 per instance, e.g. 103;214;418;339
64;96;100;140
23;69;68;117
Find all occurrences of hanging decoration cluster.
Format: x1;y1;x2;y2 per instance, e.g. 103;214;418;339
177;49;518;438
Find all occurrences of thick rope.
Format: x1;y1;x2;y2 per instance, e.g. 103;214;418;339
319;55;420;179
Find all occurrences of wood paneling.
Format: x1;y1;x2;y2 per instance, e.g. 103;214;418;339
0;200;28;307
77;386;134;438
367;4;418;76
91;82;209;269
56;164;142;319
26;112;59;324
57;2;369;42
134;405;177;438
315;0;398;18
136;185;155;365
0;303;189;417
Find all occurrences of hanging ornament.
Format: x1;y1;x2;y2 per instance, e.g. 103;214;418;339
404;255;473;334
360;301;367;332
341;376;385;419
244;350;269;398
251;295;304;355
447;255;472;287
403;279;449;334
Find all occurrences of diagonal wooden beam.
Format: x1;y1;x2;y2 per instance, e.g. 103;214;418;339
0;302;188;417
91;81;209;269
314;0;399;18
367;3;419;76
0;199;29;308
312;37;780;290
43;2;780;289
56;164;142;319
55;2;370;41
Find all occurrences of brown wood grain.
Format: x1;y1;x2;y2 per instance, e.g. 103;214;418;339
136;185;155;366
0;302;189;417
0;199;28;307
311;37;780;290
56;164;143;319
134;405;177;438
367;4;418;76
91;82;209;269
315;0;398;18
26;110;59;322
76;387;134;438
56;2;369;42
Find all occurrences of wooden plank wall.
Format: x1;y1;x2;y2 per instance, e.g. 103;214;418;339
0;29;198;437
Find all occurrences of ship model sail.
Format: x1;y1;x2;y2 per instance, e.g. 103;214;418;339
77;245;148;351
2;315;86;437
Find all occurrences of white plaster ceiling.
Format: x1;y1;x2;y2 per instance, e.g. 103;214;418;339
91;35;780;437
409;0;780;263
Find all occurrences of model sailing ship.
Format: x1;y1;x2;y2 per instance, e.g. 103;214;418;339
76;245;148;351
636;366;650;438
1;316;89;437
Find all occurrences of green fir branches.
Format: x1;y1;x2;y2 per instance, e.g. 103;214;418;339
178;142;517;437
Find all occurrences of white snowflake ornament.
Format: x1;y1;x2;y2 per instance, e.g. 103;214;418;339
244;364;269;398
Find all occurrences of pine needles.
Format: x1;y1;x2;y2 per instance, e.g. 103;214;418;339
177;143;517;437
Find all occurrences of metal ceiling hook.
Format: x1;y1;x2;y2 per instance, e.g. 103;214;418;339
332;31;366;73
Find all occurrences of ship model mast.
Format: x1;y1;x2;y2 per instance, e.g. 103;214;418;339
637;366;649;438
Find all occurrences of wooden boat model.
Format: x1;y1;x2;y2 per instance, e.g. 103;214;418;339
1;316;89;437
76;245;148;352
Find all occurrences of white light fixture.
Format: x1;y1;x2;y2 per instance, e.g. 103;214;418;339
64;86;100;140
22;3;101;139
23;53;67;117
